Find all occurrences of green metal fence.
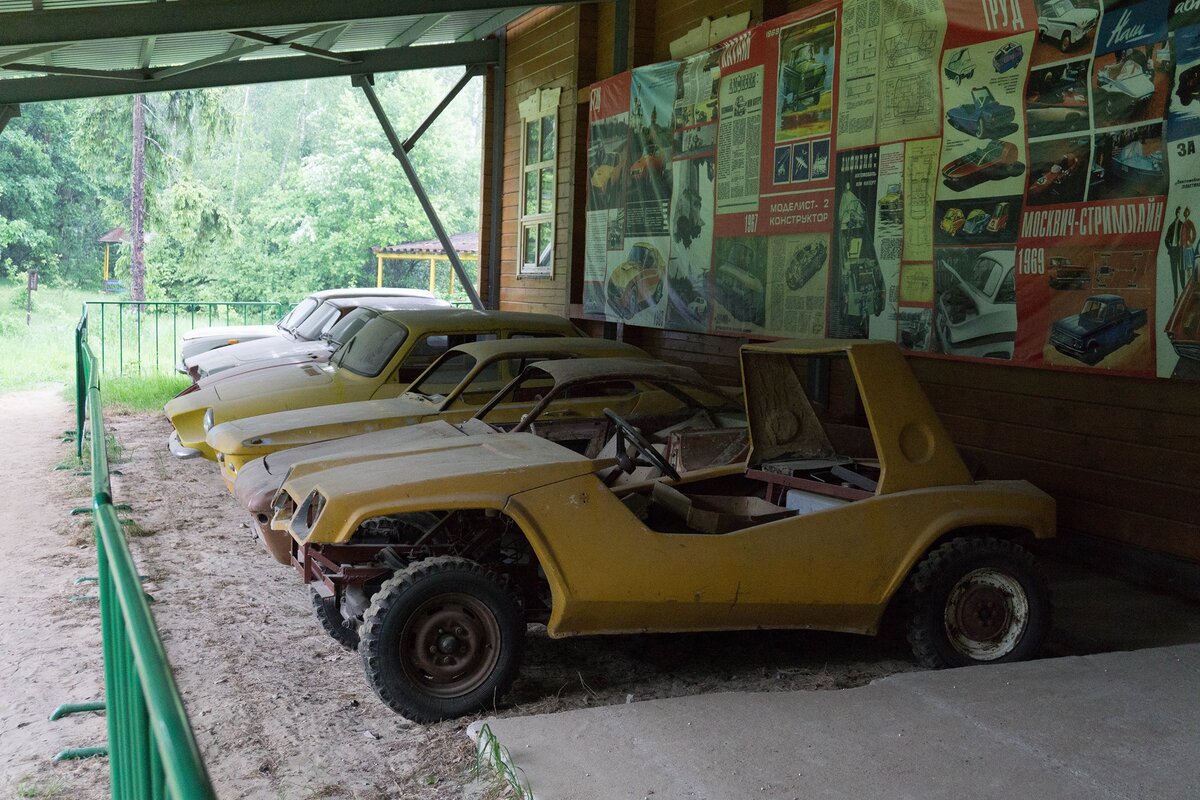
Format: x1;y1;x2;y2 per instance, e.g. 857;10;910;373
85;300;286;376
73;304;217;799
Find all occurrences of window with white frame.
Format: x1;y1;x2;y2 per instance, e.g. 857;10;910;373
518;88;560;277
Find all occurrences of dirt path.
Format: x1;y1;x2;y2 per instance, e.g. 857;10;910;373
4;399;915;799
0;389;108;799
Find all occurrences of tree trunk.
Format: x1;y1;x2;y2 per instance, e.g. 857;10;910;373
131;93;146;302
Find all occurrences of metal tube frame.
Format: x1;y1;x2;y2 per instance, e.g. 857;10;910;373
354;73;484;310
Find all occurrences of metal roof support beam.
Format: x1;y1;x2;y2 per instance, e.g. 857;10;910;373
228;28;357;64
402;65;482;152
455;8;527;42
0;0;573;48
486;32;506;310
0;43;64;68
0;104;19;136
354;73;484;310
0;39;499;104
153;23;343;79
386;15;446;48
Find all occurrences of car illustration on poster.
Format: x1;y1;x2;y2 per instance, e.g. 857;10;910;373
945;49;975;84
1166;275;1200;363
946;87;1017;139
785;242;828;290
878;183;903;222
1026;84;1088;135
607;243;664;319
1036;0;1099;53
941;208;966;236
780;42;828;113
714;241;766;326
985;202;1011;234
1048;257;1090;289
1028;153;1080;200
1111;140;1163;180
1096;53;1156;118
993;43;1023;73
942;139;1024;191
1048;294;1147;364
963;209;991;235
935;250;1016;360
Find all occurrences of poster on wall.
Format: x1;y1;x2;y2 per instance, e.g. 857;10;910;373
580;0;1195;379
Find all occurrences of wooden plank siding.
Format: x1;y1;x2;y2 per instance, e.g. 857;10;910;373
494;2;1200;566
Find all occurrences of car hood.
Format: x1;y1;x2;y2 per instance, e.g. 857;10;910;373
282;434;608;543
1058;8;1098;26
182;323;279;342
208;394;439;455
193;337;330;375
212;362;336;402
943;153;983;178
1052;314;1104;337
234;420;469;513
1107;72;1155;99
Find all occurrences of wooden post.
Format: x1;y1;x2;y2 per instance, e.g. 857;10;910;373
429;258;437;293
103;243;111;284
26;269;38;326
376;253;384;288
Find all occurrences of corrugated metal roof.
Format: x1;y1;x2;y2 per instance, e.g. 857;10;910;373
0;1;539;102
374;232;480;256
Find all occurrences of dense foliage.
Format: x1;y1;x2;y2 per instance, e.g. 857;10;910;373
0;69;482;300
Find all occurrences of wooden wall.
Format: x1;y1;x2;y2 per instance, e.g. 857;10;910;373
493;3;1200;567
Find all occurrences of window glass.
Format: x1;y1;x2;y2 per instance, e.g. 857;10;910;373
524;226;538;265
524;170;538;216
279;297;319;331
294;303;341;339
325;308;377;347
540;168;555;214
408;352;477;397
538;223;553;267
525;120;540;165
333;316;409;377
540;115;556;162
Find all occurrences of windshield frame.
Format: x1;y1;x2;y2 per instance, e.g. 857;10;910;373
330;315;410;378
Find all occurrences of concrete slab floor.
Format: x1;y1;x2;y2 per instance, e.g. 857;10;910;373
474;564;1200;800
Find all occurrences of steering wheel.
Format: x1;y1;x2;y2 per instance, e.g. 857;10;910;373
603;409;680;482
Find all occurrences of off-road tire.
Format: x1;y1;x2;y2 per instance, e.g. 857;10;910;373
360;556;525;723
904;537;1050;668
1059;32;1071;53
312;589;360;651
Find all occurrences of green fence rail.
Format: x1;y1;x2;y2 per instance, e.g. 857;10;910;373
85;300;287;376
73;304;217;799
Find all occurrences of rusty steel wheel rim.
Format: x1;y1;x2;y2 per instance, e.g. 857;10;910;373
943;568;1028;661
400;593;502;698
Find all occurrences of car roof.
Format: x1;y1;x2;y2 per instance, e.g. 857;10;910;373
1088;294;1124;302
530;356;709;386
308;287;436;300
740;338;902;357
327;295;452;312
374;307;582;334
440;336;646;360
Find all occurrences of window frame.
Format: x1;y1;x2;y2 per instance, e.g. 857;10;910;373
518;88;561;278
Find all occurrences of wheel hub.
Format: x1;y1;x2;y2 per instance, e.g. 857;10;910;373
943;568;1029;661
401;593;501;698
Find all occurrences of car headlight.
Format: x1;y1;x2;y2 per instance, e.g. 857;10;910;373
203;408;215;432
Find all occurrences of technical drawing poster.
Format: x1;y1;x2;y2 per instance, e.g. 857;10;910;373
579;0;1193;379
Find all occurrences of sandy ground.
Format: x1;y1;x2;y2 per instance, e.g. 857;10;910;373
2;398;915;799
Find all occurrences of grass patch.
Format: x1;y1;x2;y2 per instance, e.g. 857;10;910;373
121;518;155;538
0;281;97;392
101;373;189;413
14;776;70;798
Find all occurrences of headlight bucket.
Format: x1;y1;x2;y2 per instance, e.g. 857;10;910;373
203;408;215;432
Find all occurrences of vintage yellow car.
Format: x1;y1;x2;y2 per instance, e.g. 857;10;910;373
237;356;745;566
274;339;1054;722
206;336;650;488
165;308;582;460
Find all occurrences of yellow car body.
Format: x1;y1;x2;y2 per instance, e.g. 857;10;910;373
206;336;648;488
274;339;1054;720
165;309;581;460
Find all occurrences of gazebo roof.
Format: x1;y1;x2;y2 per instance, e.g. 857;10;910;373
372;231;479;257
97;226;127;243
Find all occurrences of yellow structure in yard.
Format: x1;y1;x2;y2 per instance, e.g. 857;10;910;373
371;232;479;295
